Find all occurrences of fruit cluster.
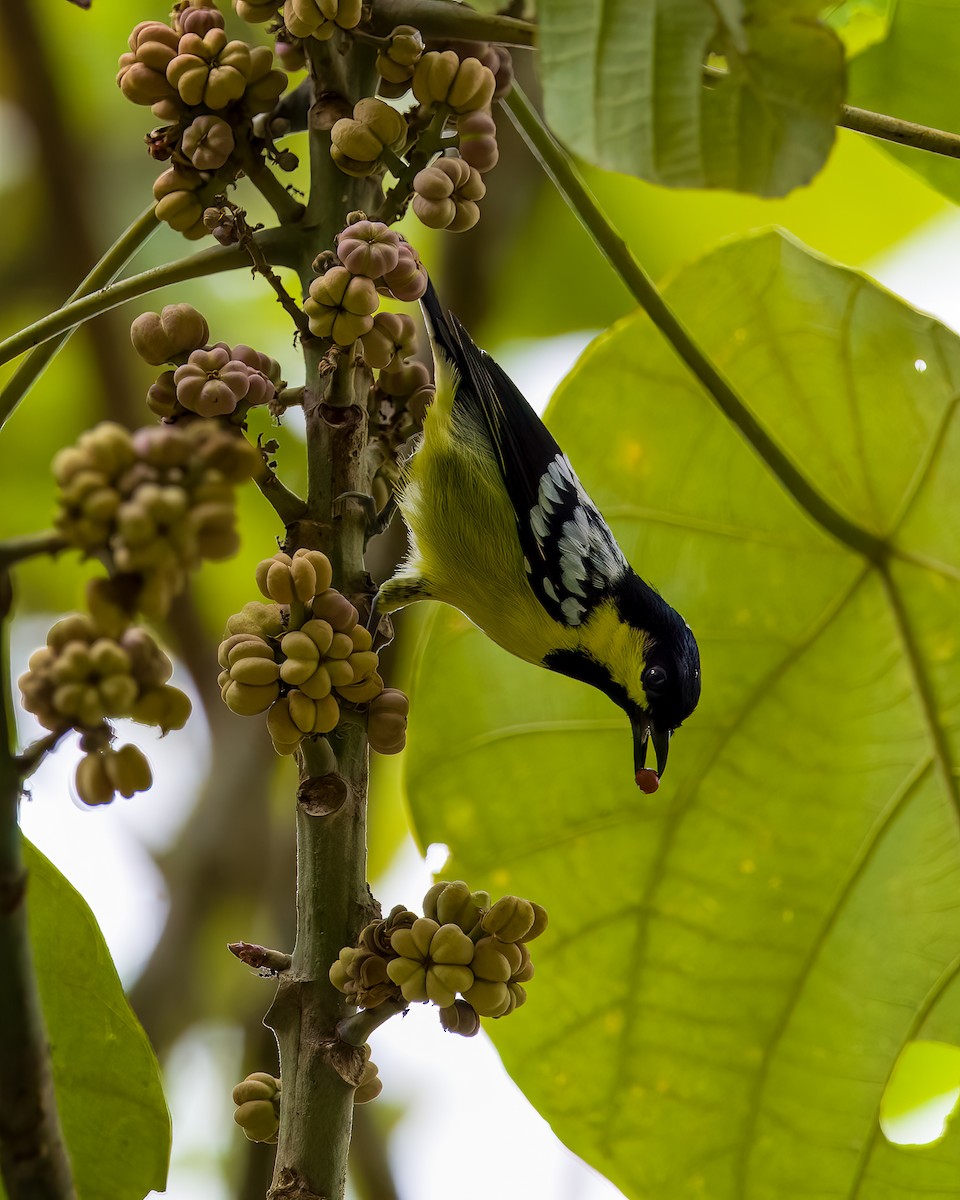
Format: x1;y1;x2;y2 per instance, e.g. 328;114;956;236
131;304;283;423
18;608;190;807
53;419;258;620
117;1;287;237
307;218;428;348
232;1072;281;1143
232;1047;379;1138
219;549;409;755
330;881;546;1035
234;0;360;39
324;40;504;233
375;25;424;98
74;740;155;808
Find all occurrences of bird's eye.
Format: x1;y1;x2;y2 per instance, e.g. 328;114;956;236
643;665;667;694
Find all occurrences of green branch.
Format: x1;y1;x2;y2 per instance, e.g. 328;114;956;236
260;34;383;1200
0;228;292;380
0;204;158;430
252;457;309;525
839;104;960;160
502;85;886;563
0;532;70;570
336;997;405;1047
0;570;77;1200
368;0;535;46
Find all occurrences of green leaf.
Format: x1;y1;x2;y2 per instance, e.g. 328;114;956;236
0;841;170;1200
479;125;947;347
824;0;895;56
538;0;845;196
848;0;960;204
403;230;960;1197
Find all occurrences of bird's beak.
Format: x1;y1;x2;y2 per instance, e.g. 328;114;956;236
652;726;671;777
632;718;671;779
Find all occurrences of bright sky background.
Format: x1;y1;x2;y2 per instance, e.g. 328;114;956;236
15;206;960;1199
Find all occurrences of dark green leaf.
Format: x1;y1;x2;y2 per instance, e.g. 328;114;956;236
538;0;845;195
479;126;946;346
404;230;960;1197
0;841;170;1200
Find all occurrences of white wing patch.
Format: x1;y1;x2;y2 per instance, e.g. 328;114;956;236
527;454;628;626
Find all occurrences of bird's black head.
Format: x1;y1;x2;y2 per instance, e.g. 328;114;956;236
542;573;701;789
615;575;701;784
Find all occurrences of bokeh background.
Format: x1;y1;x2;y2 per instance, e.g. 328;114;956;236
3;2;960;1196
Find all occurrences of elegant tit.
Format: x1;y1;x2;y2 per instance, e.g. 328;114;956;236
377;281;701;788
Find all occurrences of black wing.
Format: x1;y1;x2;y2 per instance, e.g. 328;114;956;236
422;282;628;627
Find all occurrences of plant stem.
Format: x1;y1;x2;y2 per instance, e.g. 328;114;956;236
502;84;886;563
0;205;158;430
839;104;960;159
336;997;405;1046
375;105;450;225
708;62;960;161
0;229;293;377
235;212;312;337
0;570;77;1200
368;0;535;46
263;33;383;1200
252;456;310;526
0;532;69;569
266;733;374;1200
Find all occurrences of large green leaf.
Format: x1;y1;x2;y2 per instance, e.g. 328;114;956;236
480;126;946;347
825;0;895;56
538;0;845;196
848;0;960;204
403;230;960;1197
0;841;170;1200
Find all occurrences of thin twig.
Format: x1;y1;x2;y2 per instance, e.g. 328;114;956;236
502;84;886;564
0;231;291;373
709;62;960;162
252;455;310;525
0;205;158;431
375;106;450;225
367;0;535;46
228;942;293;974
0;532;70;569
15;731;71;781
243;244;312;337
839;103;960;159
0;569;77;1200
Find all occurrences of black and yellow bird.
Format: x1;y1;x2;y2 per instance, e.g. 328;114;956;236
378;282;701;788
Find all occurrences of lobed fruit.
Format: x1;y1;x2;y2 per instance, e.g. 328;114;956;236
283;0;361;40
360;311;417;371
412;156;485;232
337;219;401;278
131;304;209;366
412;51;496;113
304;266;380;345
